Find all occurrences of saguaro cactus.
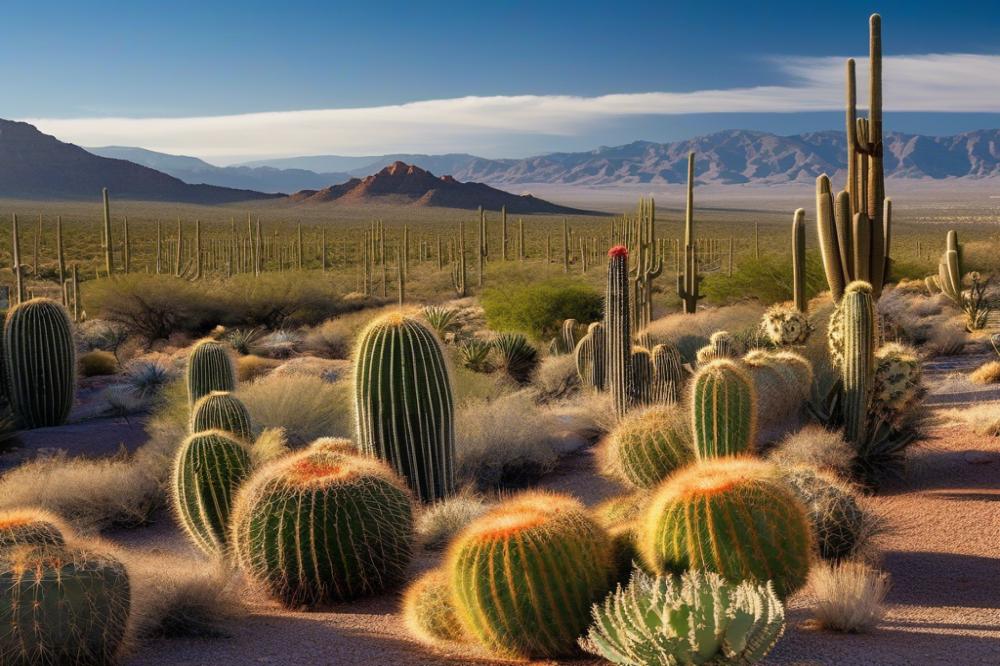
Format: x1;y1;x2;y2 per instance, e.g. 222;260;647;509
691;359;756;459
101;188;114;276
575;322;607;390
792;208;807;312
354;313;455;502
839;281;876;445
4;298;76;428
677;152;702;313
605;246;633;416
186;339;236;406
931;230;963;304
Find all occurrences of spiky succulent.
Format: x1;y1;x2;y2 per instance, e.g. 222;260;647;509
402;568;467;648
872;343;923;421
580;568;786;666
762;304;813;346
695;330;745;365
780;465;869;562
605;405;693;489
0;510;67;552
421;306;459;339
459;338;493;372
491;332;539;384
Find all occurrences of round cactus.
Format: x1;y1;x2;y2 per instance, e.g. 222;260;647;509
605;405;693;489
354;312;455;502
743;350;814;443
0;509;67;552
172;430;253;557
762;303;812;346
0;544;130;666
629;347;655;407
447;492;615;659
190;391;253;441
691;359;757;459
230;448;414;607
873;342;922;421
780;465;868;562
186;338;236;406
639;457;812;598
695;330;744;365
402;568;467;648
3;298;76;428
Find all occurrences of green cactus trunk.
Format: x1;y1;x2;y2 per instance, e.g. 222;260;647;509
190;391;253;441
691;359;756;459
605;246;632;416
4;298;76;428
186;339;236;406
609;405;693;489
840;281;876;445
354;313;455;502
792;208;807;312
574;322;607;391
172;430;253;556
651;343;682;405
630;348;654;407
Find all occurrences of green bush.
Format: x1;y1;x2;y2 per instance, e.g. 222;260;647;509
79;350;118;377
481;278;602;341
702;254;826;306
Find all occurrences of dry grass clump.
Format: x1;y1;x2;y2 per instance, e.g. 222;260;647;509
939;402;1000;436
642;303;765;363
768;425;855;479
236;354;280;382
808;560;889;633
416;491;490;550
237;373;351;446
531;354;581;402
80;350;119;377
969;360;1000;385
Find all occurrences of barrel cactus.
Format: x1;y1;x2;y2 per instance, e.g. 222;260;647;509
190;391;253;441
762;303;812;346
3;298;76;428
604;405;692;489
780;465;868;562
354;312;455;502
872;342;923;422
172;430;253;557
0;510;66;551
580;569;786;666
630;347;655;407
230;448;414;607
691;359;757;459
447;492;615;659
187;339;236;406
743;350;813;444
639;457;812;598
0;544;130;666
695;330;744;365
402;568;467;648
650;343;682;404
574;322;606;390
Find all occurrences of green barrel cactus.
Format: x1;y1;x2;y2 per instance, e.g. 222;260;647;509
780;465;867;562
639;457;812;598
354;312;455;502
872;342;922;423
604;405;692;489
630;347;654;407
0;544;131;666
650;343;682;405
447;492;615;659
172;430;253;557
580;569;786;665
230;448;414;607
0;510;66;551
190;391;253;441
402;568;467;648
574;322;606;390
691;359;757;459
3;298;76;428
605;246;633;416
695;330;744;365
762;303;812;346
187;339;236;406
839;281;876;444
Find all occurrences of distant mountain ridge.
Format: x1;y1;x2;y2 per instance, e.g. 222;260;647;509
287;161;594;214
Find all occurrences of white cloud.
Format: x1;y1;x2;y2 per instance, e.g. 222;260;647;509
22;53;1000;163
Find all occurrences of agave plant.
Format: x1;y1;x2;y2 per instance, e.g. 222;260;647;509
124;360;175;400
226;327;265;355
492;332;539;383
459;339;493;373
421;306;459;339
580;569;785;666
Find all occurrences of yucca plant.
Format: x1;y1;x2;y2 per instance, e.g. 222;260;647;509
491;332;538;384
459;339;493;373
580;569;786;665
421;306;459;339
225;327;265;355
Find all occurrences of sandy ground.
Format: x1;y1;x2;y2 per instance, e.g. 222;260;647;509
101;417;1000;666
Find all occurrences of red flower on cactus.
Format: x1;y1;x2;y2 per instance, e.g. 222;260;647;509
608;245;628;259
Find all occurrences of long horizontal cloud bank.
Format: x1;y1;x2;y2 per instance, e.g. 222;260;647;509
24;53;1000;161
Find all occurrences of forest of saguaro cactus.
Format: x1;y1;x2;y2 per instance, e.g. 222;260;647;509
2;9;1000;666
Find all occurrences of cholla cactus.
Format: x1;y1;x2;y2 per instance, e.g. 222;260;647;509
695;330;744;365
762;304;812;346
872;343;923;421
580;569;786;666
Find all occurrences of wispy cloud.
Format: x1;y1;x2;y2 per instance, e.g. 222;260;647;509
23;53;1000;162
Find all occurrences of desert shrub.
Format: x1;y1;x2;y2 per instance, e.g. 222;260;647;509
125;359;176;400
235;354;279;382
237;373;350;446
300;305;396;359
970;360;1000;384
85;274;221;340
768;425;855;478
701;253;826;306
808;560;889;633
531;354;580;402
224;327;264;355
214;272;367;330
254;329;302;359
416;492;490;550
480;278;602;341
939;402;1000;436
80;350;118;377
103;384;147;417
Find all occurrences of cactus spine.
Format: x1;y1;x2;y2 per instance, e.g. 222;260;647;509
172;430;253;556
792;208;807;312
605;246;633;416
447;492;614;659
354;313;455;502
839;281;876;445
575;322;607;390
186;339;236;406
190;391;253;441
691;359;756;459
677;152;702;313
4;298;76;428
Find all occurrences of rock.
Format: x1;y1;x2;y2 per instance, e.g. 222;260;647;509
963;451;993;465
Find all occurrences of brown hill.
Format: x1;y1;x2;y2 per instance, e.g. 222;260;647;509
0;119;281;203
286;161;596;214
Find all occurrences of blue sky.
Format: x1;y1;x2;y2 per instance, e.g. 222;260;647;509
4;0;1000;162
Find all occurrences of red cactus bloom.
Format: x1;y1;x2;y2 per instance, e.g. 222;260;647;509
608;245;629;259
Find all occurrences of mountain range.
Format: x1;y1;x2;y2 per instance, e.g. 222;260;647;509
82;129;1000;193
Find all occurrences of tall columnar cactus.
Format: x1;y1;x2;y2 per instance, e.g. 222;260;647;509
792;208;807;312
606;246;633;416
186;339;236;406
691;359;756;459
447;492;615;659
575;322;607;390
0;509;67;551
102;187;114;276
230;448;414;607
639;457;812;598
931;230;963;304
839;281;876;445
1;544;131;666
560;318;578;355
451;220;467;297
677;152;703;313
817;15;891;302
650;343;682;405
605;405;693;489
4;298;76;428
354;312;455;502
630;348;655;407
190;391;253;441
172;430;253;556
